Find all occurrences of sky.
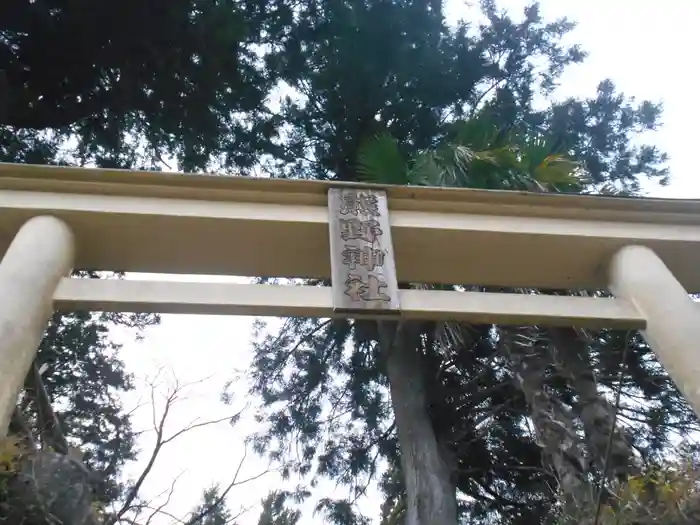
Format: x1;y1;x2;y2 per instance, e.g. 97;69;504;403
112;1;699;523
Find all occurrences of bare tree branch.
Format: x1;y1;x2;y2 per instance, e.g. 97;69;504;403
123;447;272;525
144;471;185;525
163;413;242;446
107;370;245;525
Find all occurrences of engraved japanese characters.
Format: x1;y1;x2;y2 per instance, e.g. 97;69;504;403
328;188;400;312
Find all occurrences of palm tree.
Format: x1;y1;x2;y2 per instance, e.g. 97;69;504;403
355;112;637;522
356;114;585;191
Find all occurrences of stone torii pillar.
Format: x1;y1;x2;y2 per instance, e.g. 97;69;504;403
0;216;74;435
610;245;700;417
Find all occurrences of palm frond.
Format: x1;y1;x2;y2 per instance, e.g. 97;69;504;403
354;117;592;194
356;133;406;185
407;150;443;186
448;110;512;151
533;155;582;186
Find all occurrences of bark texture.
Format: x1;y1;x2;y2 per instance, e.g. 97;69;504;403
380;321;458;525
501;326;595;518
549;327;639;481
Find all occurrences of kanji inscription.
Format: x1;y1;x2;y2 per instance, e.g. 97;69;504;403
344;274;391;302
328;188;400;313
339;190;380;217
341;245;385;271
339;218;383;243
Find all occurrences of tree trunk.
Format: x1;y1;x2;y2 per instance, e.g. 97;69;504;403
501;326;595;518
549;327;639;480
379;321;458;525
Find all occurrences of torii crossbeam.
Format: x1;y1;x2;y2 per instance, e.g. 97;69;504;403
1;162;700;432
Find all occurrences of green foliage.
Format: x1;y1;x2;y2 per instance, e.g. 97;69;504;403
555;444;700;525
0;437;24;475
1;272;160;513
242;2;685;525
0;0;685;523
257;491;302;525
35;306;159;505
357;134;406;186
188;486;237;525
315;498;372;525
1;0;275;172
358;111;584;191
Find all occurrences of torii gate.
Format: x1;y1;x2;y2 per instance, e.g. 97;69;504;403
1;162;700;435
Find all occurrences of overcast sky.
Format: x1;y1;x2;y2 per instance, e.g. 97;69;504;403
114;1;699;524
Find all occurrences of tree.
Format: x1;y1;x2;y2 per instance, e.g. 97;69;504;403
1;368;271;525
242;1;691;524
1;0;690;523
355;119;646;519
187;487;239;525
0;0;282;520
257;491;302;525
0;292;159;522
558;441;700;524
1;304;145;525
187;488;307;525
0;0;276;172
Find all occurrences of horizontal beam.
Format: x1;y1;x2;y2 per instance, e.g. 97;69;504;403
53;278;647;329
3;163;700;290
2;188;700;290
4;162;700;221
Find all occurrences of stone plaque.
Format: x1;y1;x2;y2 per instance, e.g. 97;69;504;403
328;188;400;314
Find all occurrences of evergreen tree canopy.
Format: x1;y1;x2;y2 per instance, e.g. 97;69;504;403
0;0;280;514
257;491;302;525
36;306;159;506
0;0;276;171
239;1;690;524
0;0;692;523
188;486;238;525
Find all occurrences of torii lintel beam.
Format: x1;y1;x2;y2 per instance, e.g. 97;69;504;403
2;163;700;291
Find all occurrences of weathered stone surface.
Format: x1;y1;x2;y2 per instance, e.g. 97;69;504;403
3;450;97;525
